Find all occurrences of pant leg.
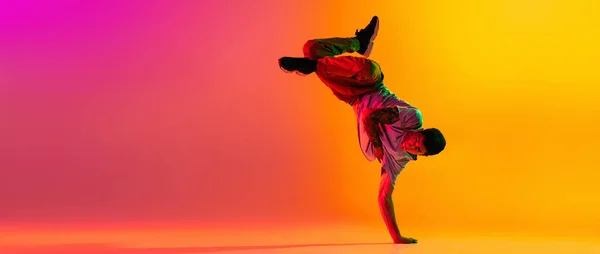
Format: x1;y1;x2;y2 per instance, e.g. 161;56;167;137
315;55;384;103
303;37;361;60
303;37;384;104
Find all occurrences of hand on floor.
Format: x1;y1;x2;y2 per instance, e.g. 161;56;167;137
394;236;418;244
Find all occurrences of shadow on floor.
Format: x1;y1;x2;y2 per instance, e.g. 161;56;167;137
1;242;392;254
134;242;391;253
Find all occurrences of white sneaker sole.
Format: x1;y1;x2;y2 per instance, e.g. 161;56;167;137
280;65;309;76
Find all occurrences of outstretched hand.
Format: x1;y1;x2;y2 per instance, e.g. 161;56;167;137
395;236;418;244
374;145;383;163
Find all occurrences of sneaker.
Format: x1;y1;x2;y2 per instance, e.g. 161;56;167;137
355;16;379;57
279;57;317;75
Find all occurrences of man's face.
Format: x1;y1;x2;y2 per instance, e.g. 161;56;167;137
401;132;427;155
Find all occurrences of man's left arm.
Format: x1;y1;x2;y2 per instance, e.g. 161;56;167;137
363;106;423;145
362;107;400;146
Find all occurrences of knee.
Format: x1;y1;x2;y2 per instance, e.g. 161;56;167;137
368;61;384;82
352;59;383;84
303;40;320;60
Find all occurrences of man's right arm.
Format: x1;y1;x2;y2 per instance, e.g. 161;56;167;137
378;171;418;244
378;170;402;243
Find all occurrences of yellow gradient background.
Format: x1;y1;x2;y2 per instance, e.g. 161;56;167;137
299;0;600;235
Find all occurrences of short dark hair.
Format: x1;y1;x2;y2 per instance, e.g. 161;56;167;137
421;128;446;156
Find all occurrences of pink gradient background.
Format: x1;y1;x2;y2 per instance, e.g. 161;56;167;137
0;0;335;225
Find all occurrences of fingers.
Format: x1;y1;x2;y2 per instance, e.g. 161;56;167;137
395;237;418;244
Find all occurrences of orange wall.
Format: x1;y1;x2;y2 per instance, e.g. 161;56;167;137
1;0;599;236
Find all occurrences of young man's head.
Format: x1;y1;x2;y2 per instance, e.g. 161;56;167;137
400;128;446;156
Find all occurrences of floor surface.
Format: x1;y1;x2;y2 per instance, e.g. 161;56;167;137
1;224;598;254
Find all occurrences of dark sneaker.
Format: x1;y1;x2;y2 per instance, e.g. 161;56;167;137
355;16;379;57
279;57;317;75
